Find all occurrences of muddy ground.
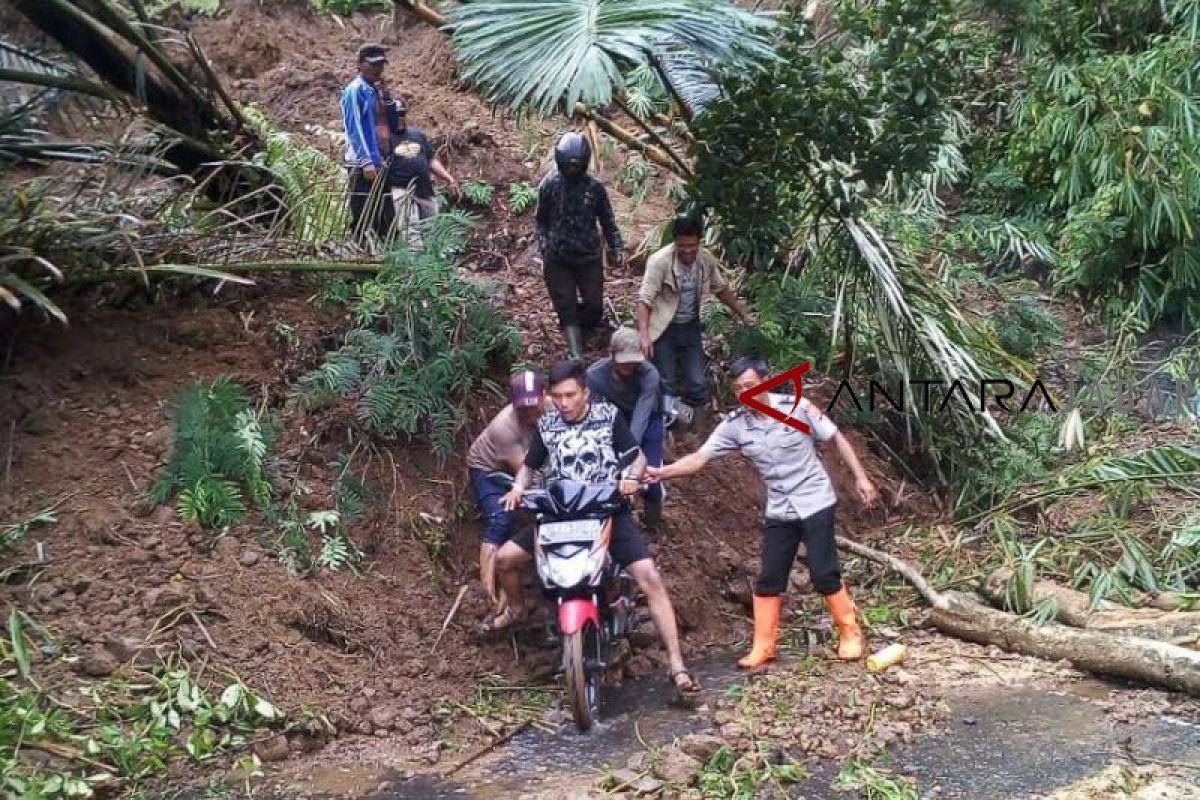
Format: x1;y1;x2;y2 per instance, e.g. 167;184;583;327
1;3;1198;798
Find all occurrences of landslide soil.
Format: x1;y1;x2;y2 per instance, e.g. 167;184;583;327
0;0;936;781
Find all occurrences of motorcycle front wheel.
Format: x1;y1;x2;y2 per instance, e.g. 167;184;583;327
562;623;599;731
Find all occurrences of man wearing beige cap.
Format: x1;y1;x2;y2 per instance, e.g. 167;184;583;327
586;328;666;525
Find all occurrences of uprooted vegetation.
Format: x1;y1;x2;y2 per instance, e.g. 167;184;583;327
1;0;1199;797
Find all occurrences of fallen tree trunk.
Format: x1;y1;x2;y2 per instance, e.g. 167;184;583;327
836;537;1200;697
981;568;1200;643
932;590;1200;696
11;0;276;206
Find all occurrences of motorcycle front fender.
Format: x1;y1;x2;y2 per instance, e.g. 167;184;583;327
558;598;600;635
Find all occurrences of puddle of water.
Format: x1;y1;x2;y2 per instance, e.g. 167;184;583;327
873;683;1200;800
490;657;742;781
273;663;1200;800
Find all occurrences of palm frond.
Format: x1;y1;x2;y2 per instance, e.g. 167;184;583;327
651;44;724;116
446;0;775;115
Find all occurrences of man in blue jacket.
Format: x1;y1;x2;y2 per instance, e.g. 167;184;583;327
586;328;667;526
341;44;392;242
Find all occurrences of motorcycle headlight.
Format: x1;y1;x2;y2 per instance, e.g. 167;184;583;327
538;545;607;589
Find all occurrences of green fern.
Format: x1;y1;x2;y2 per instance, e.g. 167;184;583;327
153;378;277;530
461;181;495;207
317;534;354;572
508;181;538;215
617;155;657;207
293;237;520;459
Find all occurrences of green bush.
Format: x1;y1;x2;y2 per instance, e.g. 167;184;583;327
295;235;520;457
994;295;1063;358
150;378;277;529
461;181;495;207
707;271;835;376
995;0;1200;328
951;413;1062;514
308;0;391;14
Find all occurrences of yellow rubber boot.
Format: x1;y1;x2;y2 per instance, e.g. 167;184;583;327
825;587;865;660
738;595;781;669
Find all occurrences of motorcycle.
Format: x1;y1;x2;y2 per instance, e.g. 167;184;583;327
491;447;642;731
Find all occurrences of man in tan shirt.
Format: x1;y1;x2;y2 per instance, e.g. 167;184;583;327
636;216;756;428
467;370;547;628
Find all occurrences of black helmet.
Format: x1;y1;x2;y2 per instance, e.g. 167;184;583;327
554;132;591;174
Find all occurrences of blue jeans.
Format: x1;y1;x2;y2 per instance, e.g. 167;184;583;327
469;468;515;547
641;412;665;506
653;320;708;406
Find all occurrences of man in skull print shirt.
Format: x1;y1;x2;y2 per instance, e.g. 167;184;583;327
495;360;700;699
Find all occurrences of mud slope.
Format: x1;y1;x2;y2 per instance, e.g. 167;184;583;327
0;0;929;771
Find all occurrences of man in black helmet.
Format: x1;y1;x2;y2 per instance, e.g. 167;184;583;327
536;132;624;362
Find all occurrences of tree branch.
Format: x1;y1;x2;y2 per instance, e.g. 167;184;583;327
393;0;447;27
837;537;1200;697
574;104;686;179
612;94;694;180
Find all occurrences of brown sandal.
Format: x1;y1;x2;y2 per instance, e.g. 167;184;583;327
669;669;701;706
479;606;523;634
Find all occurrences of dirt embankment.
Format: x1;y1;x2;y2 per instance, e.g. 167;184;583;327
0;0;933;766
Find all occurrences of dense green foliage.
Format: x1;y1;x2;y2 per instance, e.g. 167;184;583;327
693;0;959;266
296;231;521;458
974;0;1200;329
689;0;1198;506
243;105;349;244
150;378;277;529
1;656;284;799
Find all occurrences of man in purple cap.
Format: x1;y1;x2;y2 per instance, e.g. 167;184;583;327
341;43;392;242
467;370;548;624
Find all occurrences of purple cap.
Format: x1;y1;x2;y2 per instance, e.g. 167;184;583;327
509;370;545;408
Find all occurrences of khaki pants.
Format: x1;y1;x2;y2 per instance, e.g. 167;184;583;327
390;187;439;250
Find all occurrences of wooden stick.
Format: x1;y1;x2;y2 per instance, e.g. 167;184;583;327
836;536;944;607
120;461;138;493
189;609;219;652
4;419;14;498
439;719;532;778
25;740;118;774
449;700;502;738
432;584;469;654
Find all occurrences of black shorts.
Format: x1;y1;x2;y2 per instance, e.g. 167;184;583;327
510;510;649;568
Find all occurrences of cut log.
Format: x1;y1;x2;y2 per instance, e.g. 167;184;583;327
932;590;1200;696
981;568;1113;628
836;537;1200;697
981;568;1200;643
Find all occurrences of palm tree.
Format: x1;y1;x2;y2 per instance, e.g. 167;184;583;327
398;0;776;176
8;0;273;202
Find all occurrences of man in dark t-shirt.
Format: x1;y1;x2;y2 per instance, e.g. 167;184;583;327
383;96;459;246
493;360;699;700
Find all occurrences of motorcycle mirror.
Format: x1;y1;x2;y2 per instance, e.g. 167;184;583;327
487;471;515;489
616;447;642;471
